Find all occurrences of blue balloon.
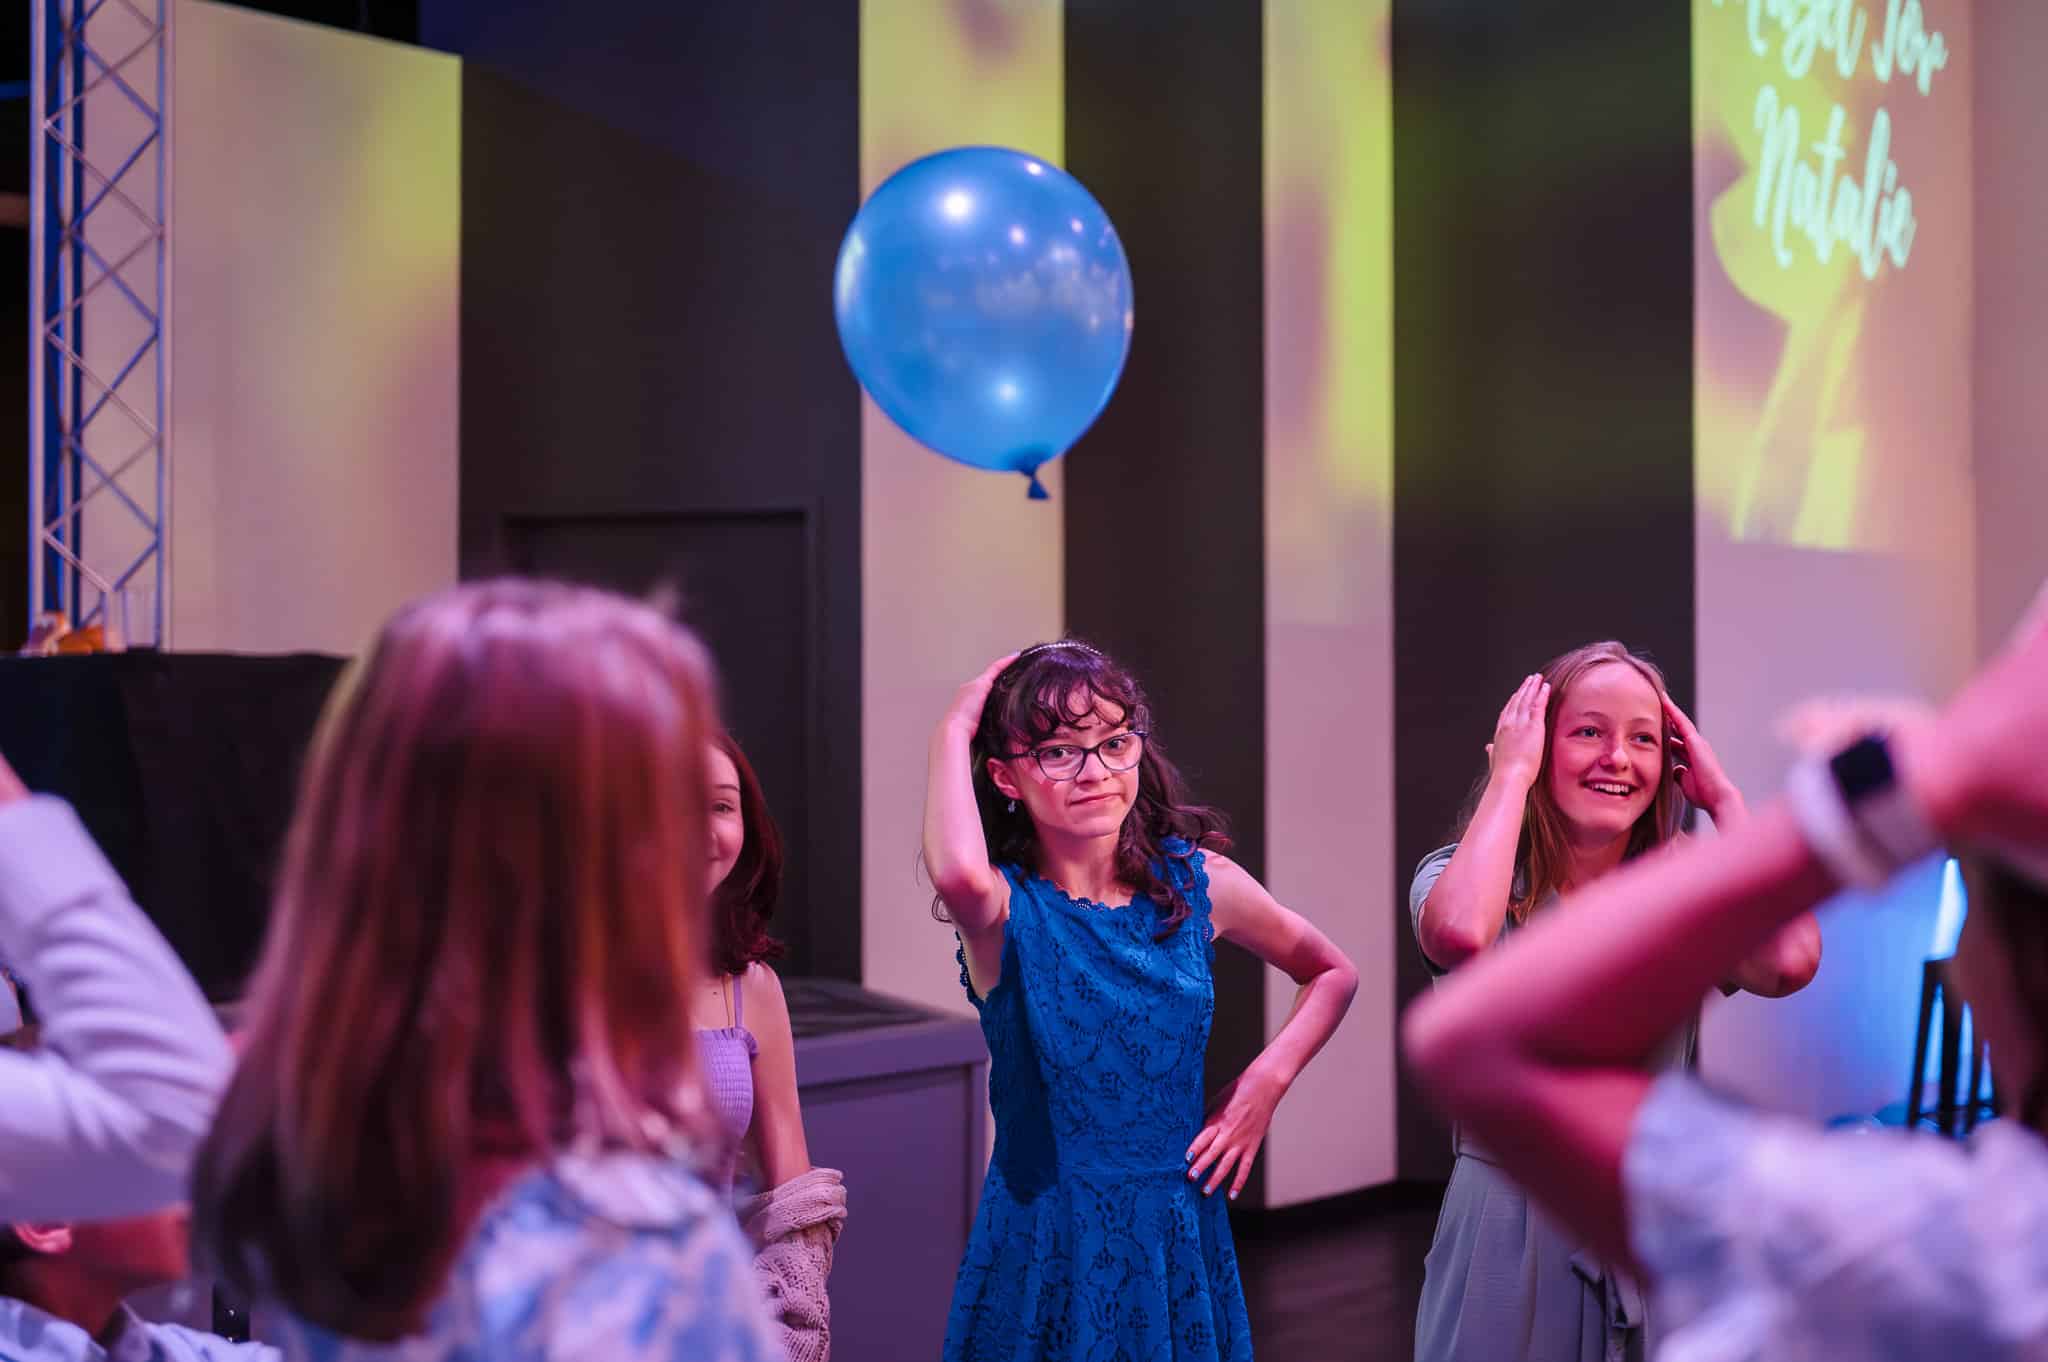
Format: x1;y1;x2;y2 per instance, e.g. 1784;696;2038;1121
834;146;1133;499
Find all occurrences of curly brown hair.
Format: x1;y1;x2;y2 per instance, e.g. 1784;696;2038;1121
951;639;1229;937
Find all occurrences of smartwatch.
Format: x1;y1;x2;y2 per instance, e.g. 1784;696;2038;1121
1787;733;1940;889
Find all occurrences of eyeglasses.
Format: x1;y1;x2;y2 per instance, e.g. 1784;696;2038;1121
1006;731;1147;782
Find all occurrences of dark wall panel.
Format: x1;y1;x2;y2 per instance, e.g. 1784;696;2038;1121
505;510;820;972
436;0;863;979
1064;0;1269;1206
1390;2;1697;1177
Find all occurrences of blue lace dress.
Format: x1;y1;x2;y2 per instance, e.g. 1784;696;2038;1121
944;842;1253;1362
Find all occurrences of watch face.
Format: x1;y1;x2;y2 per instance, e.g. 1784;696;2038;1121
1829;733;1895;802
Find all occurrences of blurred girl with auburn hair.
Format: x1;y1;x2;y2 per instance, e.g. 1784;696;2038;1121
190;580;776;1360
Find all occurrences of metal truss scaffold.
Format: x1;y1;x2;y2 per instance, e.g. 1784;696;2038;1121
29;0;172;648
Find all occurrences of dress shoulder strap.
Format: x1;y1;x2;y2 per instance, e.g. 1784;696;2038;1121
733;967;746;1029
1156;839;1212;913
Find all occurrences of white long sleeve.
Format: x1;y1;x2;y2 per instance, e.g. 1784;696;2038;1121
1627;1074;2048;1360
0;795;233;1219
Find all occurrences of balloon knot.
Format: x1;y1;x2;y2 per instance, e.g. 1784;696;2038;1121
1025;470;1050;501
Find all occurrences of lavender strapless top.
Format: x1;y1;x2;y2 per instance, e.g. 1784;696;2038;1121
697;972;758;1198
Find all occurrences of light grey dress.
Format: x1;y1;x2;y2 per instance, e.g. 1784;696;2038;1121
1410;844;1696;1362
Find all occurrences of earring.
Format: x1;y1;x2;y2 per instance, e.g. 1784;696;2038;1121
1007;799;1018;814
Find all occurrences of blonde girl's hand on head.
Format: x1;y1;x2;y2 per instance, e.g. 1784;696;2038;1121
1662;694;1818;995
1418;674;1549;972
1487;673;1551;791
1661;693;1745;827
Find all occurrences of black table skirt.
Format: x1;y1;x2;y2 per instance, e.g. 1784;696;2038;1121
0;651;348;1001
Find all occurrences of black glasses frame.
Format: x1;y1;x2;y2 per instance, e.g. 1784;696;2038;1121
1004;730;1149;783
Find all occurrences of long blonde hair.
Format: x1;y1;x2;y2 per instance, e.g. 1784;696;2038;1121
1458;641;1685;923
192;580;720;1337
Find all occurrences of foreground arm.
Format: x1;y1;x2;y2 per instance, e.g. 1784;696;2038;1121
1404;810;1832;1268
0;759;233;1220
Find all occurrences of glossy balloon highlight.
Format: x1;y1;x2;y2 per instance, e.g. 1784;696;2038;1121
834;147;1134;498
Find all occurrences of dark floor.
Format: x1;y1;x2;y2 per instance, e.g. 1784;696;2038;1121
1235;1182;1442;1361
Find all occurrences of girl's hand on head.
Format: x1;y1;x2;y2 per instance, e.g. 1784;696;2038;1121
0;753;26;805
941;652;1021;737
1184;1063;1284;1201
1488;674;1550;791
1662;694;1743;823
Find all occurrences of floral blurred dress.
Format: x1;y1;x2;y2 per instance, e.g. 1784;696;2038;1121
261;1153;779;1362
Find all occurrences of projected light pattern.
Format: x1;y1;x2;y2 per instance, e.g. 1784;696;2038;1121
165;1;459;654
856;0;1065;1015
862;1;1062;202
1693;1;1980;1129
1266;0;1393;616
1263;0;1395;1200
1694;0;1972;552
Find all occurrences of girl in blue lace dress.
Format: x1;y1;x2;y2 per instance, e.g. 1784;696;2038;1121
927;640;1358;1361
